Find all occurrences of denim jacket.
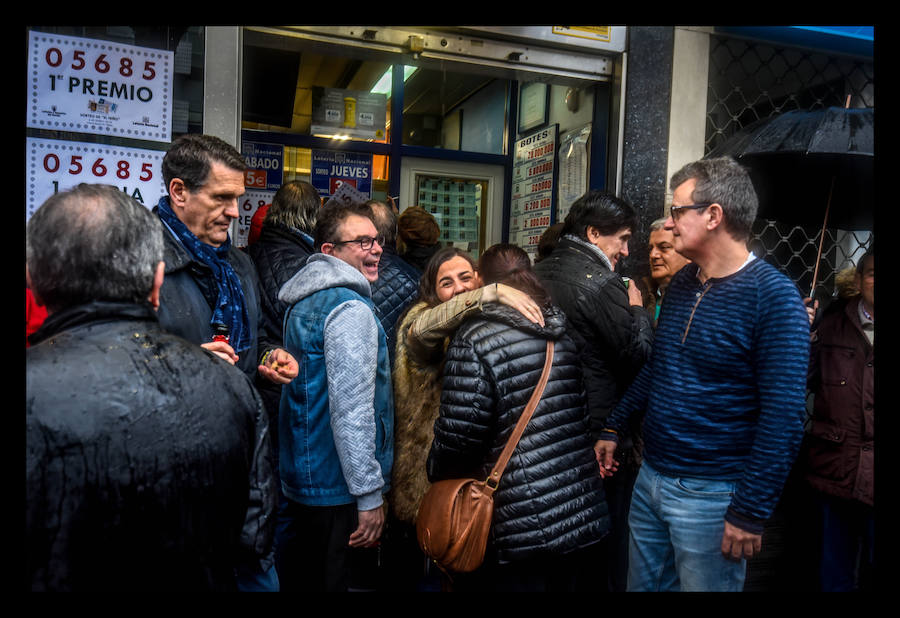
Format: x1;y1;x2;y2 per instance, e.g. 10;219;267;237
278;254;393;510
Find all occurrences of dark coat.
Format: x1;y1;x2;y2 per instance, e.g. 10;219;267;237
155;219;278;381
427;303;609;564
26;301;276;591
370;245;421;366
803;297;874;506
533;237;654;446
247;222;315;346
247;222;315;433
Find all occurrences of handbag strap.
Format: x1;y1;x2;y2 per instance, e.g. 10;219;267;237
483;339;554;494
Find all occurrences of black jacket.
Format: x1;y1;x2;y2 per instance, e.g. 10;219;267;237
427;303;609;564
370;245;421;366
246;223;315;432
533;237;654;443
155;217;278;381
247;222;315;346
26;301;276;591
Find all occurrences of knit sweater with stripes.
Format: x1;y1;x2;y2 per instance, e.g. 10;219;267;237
602;256;810;533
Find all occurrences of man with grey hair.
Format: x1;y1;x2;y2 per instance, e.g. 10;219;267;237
596;156;810;591
643;216;691;325
26;184;275;591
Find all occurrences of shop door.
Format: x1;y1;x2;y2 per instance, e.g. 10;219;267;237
399;157;506;258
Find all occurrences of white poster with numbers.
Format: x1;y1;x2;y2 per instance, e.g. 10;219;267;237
509;125;557;258
27;30;173;143
26;138;167;221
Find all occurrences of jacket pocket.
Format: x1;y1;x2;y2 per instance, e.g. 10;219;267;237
804;420;852;487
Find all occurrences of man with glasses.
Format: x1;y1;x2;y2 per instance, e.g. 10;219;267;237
595;157;810;591
274;201;394;592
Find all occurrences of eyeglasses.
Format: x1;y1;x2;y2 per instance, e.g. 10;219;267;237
670;203;712;221
328;235;385;251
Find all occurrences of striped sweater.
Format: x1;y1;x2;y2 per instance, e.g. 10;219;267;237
603;256;810;533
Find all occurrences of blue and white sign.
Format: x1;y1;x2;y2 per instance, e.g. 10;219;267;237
241;141;283;191
311;150;373;200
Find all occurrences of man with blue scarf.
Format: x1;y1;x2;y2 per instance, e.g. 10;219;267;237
154;133;298;591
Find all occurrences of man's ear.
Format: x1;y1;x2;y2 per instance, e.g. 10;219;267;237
168;178;188;209
705;203;724;231
148;261;165;310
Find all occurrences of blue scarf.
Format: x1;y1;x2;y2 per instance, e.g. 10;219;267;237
156;196;252;354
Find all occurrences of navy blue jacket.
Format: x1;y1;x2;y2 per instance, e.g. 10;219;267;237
370;245;421;366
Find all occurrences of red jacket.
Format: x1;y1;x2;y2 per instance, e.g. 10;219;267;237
803;297;874;506
26;288;47;347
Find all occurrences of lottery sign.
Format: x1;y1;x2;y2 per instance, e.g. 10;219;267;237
26;138;166;221
27;31;173;143
510;126;557;256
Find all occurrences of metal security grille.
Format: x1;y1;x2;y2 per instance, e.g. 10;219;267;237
705;33;873;301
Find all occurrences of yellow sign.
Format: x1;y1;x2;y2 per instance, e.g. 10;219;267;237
552;26;612;43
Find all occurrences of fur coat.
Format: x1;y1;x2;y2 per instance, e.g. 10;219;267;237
389;289;488;523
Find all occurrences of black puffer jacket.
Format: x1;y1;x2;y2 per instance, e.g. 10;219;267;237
247;223;315;430
533;236;653;444
427;302;609;564
247;222;315;345
26;301;276;591
370;245;421;366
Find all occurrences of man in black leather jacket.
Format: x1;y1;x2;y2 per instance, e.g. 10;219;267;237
533;190;654;592
26;184;276;591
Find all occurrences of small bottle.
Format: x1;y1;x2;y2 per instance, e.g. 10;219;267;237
212;323;230;343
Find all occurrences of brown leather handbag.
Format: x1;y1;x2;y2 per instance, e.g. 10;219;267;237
415;341;554;573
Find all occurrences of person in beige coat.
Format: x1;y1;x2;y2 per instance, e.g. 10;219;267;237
384;246;543;590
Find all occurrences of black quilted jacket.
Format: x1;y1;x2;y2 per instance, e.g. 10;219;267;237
427;302;609;564
247;222;315;345
370;246;421;366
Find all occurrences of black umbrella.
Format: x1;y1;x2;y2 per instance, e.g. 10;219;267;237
705;105;873;295
706;105;873;231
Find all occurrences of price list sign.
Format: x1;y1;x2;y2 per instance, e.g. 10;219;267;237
27;31;173;142
26;137;166;221
510;126;557;257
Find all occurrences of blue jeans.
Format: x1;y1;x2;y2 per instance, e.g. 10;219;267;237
818;494;875;591
627;461;747;592
234;561;279;592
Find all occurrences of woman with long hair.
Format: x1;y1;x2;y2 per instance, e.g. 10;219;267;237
386;245;543;590
426;243;610;591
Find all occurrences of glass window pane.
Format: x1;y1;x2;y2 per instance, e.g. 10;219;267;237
242;47;393;144
401;67;508;155
415;173;486;256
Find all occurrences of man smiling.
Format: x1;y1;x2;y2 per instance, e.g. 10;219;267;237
274;202;394;592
